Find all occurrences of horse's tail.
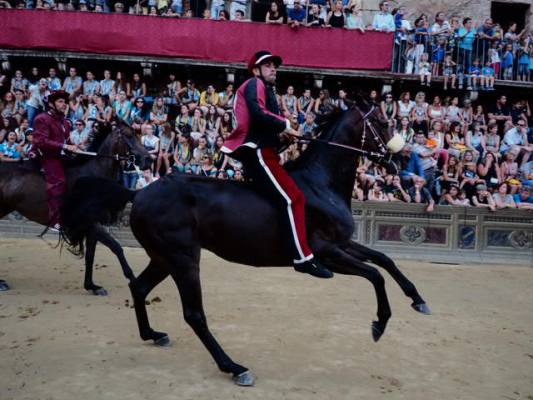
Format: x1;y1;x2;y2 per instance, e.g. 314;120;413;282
61;177;138;255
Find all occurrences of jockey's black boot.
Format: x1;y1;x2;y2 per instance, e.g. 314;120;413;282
294;259;333;279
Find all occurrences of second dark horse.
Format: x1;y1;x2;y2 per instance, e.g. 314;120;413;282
62;104;431;386
0;120;152;295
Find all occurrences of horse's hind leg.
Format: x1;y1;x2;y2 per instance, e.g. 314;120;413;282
83;229;108;296
322;247;392;342
167;249;254;386
342;240;431;315
129;261;170;346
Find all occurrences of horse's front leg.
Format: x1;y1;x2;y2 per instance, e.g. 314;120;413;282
321;246;392;342
93;224;136;282
341;240;431;315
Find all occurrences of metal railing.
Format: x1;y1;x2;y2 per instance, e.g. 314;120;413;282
392;32;532;85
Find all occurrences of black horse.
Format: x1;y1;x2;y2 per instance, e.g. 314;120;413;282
62;104;430;386
0;120;152;294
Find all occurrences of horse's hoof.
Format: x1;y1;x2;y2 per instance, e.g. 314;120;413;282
411;302;432;315
0;280;10;291
371;321;384;342
92;287;108;296
233;370;255;387
153;334;171;347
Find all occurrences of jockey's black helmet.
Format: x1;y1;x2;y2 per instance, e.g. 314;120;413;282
248;51;282;74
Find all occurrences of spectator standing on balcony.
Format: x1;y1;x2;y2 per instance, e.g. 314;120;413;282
47;68;62;91
265;2;283;24
489;42;502;79
306;3;325;27
457;17;475;86
518;40;530;82
413;17;430;74
230;0;247;20
326;0;345;28
287;0;305;27
26;78;48;128
346;3;364;32
476;18;497;61
372;0;394;32
209;0;224;19
62;67;82;97
501;43;514;81
431;37;446;76
100;70;115;97
430;11;451;46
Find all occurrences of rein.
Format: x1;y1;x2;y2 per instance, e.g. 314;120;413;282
289;105;392;160
75;150;134;162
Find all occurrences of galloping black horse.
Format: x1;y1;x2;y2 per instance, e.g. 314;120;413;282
0;120;152;294
62;104;430;386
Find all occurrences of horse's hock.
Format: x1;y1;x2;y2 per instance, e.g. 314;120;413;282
1;204;532;265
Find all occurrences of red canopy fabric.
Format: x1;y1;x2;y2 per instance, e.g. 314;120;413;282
0;9;393;70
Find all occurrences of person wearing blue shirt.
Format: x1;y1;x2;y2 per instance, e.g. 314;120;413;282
467;58;482;90
398;144;425;187
458;17;475;73
518;48;530;81
287;0;306;26
481;61;495;90
513;186;533;210
501;43;514;80
0;132;22;162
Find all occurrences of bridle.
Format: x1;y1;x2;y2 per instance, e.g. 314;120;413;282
75;126;136;163
291;105;393;161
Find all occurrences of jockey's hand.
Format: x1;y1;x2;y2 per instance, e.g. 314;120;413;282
280;128;299;143
63;144;79;153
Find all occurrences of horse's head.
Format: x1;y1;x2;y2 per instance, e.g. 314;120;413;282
349;99;404;174
108;119;153;170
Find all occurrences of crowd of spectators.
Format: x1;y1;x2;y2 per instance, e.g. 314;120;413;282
0;65;532;211
392;9;533;85
3;0;533;83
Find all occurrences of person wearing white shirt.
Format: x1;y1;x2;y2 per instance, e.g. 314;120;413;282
372;0;395;32
70;119;90;151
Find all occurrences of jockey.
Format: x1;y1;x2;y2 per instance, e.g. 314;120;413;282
33;90;78;232
222;50;333;279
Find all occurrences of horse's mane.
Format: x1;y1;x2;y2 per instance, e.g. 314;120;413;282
284;108;345;171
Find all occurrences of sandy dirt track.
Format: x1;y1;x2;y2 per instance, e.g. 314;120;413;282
0;238;532;400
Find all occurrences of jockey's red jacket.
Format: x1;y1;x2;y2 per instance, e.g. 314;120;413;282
222;77;290;156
